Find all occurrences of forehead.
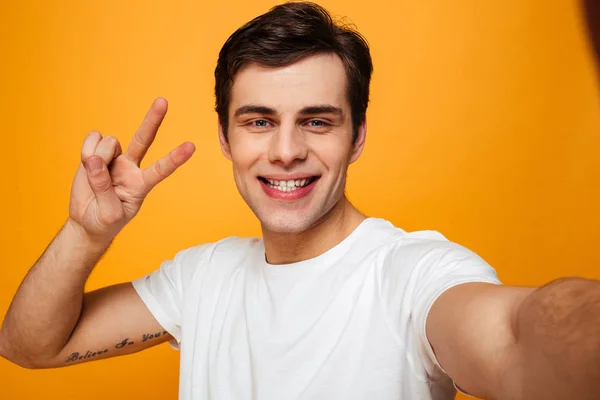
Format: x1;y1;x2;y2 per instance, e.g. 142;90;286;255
229;54;349;113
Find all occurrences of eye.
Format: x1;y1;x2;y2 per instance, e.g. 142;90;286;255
306;119;329;128
252;119;270;128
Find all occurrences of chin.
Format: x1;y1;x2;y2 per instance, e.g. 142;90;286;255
256;211;316;234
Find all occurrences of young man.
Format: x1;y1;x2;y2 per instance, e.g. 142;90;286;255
1;2;599;400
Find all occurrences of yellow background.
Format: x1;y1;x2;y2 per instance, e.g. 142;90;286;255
1;0;599;399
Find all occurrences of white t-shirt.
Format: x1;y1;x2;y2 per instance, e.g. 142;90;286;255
132;218;501;400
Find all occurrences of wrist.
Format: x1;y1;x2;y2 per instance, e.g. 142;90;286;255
64;217;113;254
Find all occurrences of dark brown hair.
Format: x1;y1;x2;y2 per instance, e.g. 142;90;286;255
214;1;373;142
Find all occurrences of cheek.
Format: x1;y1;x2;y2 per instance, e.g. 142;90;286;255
309;140;352;172
229;137;264;170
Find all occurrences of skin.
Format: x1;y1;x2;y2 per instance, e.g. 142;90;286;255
1;52;600;400
219;54;367;264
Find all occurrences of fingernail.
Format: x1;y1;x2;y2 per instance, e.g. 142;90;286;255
87;157;103;175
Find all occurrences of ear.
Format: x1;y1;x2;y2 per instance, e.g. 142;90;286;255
349;119;367;164
218;119;232;161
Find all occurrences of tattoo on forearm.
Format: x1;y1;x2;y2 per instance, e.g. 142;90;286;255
64;331;169;363
115;330;169;348
65;349;108;363
115;338;135;348
142;330;168;342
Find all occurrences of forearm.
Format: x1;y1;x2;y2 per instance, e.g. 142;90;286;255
511;277;600;400
0;218;110;367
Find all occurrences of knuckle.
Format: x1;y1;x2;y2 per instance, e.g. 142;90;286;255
154;160;168;179
106;135;122;154
134;131;148;147
104;209;125;225
103;135;118;146
82;131;102;161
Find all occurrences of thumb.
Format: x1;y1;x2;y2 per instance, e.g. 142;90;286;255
85;156;122;218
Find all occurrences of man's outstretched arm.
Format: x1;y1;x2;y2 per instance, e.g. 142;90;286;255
427;278;600;400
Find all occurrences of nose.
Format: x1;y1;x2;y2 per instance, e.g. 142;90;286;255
268;123;308;167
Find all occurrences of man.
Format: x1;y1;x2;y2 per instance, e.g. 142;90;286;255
1;2;599;399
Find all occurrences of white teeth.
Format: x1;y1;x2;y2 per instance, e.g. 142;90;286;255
263;177;314;191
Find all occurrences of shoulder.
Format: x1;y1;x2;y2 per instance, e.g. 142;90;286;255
174;236;263;266
143;236;263;293
367;218;474;264
370;220;496;286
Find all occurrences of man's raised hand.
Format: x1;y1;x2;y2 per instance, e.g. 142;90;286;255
68;98;195;244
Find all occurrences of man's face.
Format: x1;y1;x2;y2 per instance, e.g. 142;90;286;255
220;53;366;234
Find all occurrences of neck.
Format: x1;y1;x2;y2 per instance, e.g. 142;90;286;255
262;197;366;265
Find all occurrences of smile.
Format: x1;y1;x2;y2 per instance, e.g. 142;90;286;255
258;177;318;192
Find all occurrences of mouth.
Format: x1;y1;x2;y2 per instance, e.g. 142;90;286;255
257;176;320;192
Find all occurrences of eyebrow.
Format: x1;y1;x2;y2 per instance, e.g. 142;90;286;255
234;105;276;117
299;105;343;116
233;104;344;117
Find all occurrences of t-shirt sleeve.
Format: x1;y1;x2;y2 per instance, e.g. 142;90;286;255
131;245;208;349
379;233;502;385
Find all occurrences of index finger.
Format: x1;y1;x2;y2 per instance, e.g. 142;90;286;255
125;97;168;165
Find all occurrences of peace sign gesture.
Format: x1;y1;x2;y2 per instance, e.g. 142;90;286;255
68;98;195;244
